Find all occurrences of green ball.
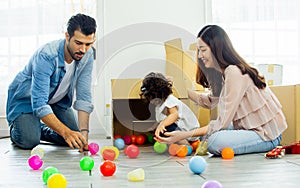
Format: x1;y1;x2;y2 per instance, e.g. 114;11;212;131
147;134;154;144
80;156;94;171
42;166;59;184
153;141;167;153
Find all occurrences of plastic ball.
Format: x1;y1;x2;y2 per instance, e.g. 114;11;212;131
153;142;167;154
130;135;137;144
42;166;59;184
190;140;200;151
114;134;122;139
28;155;43;170
168;143;179;156
102;148;116;161
177;145;188;157
100;160;116;176
126;144;140;158
110;146;120;159
201;180;223;188
88;142;100;155
147;134;154;144
221;147;234;160
127;168;145;182
47;173;67;188
79;156;95;171
136;135;146;145
31;146;44;159
123;145;129;155
114;138;125;150
100;146;120;160
123;135;131;145
186;145;193;156
189;156;207;174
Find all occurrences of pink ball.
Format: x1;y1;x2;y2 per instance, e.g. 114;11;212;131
123;135;131;145
28;155;43;170
126;144;140;158
88;142;100;155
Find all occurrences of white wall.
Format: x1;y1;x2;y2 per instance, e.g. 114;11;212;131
90;0;206;136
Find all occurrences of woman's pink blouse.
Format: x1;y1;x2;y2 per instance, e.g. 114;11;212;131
189;65;288;141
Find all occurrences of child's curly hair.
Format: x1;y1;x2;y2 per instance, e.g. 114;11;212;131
140;72;173;102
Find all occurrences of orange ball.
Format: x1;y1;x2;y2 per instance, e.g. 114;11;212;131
136;135;146;145
190;140;200;151
131;135;137;144
168;144;179;156
177;145;188;157
221;147;234;159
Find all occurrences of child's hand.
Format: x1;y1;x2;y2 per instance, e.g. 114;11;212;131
155;124;166;138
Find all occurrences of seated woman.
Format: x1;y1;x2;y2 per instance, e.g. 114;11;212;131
155;25;288;156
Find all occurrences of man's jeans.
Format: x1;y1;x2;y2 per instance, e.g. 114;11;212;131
10;105;78;149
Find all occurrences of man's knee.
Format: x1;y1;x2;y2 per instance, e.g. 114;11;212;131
11;134;40;149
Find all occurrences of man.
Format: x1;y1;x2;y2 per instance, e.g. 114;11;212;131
6;13;97;152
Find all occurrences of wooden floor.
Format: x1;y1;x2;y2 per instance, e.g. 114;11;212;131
1;134;300;188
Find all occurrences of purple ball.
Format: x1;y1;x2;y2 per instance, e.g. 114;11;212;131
201;180;223;188
123;135;131;145
28;155;43;170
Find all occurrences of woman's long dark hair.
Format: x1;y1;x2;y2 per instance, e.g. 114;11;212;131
196;25;266;96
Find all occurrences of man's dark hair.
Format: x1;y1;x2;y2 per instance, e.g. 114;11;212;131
67;13;97;38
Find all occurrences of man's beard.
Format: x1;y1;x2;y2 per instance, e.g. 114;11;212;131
67;43;84;61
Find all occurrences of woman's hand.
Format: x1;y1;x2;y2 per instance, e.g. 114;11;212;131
155;130;186;144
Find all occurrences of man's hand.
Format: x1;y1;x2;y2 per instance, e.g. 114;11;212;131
63;129;88;150
79;130;89;153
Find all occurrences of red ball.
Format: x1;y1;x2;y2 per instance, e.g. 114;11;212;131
136;135;146;145
123;145;129;155
130;135;137;144
123;135;131;145
126;144;140;158
100;160;116;176
114;134;122;139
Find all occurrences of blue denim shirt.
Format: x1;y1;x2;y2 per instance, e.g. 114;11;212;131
6;39;94;125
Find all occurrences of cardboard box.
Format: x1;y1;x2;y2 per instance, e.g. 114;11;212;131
110;79;206;138
257;64;283;86
165;39;204;91
270;85;300;145
164;39;212;126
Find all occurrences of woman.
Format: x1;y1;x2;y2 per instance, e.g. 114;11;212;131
156;25;287;155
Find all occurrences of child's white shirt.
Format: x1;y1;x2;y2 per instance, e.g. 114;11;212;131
155;95;200;133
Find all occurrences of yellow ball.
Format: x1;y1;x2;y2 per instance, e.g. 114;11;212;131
47;173;67;188
100;146;120;160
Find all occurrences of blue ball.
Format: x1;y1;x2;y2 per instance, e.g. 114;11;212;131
186;145;193;156
114;138;125;150
201;180;223;188
189;156;207;174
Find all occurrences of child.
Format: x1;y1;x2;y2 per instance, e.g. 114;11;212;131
140;72;200;144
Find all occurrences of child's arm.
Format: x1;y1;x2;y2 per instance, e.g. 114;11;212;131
155;106;178;137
